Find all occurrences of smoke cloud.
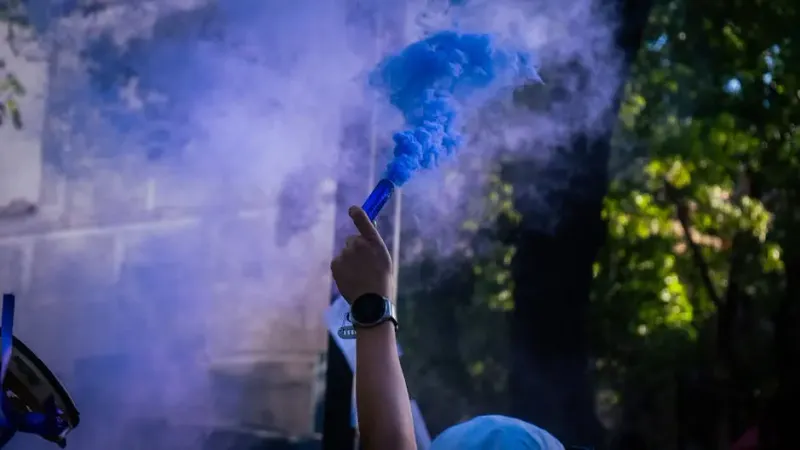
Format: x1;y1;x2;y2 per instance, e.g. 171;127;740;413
397;0;624;253
372;30;539;186
0;0;624;448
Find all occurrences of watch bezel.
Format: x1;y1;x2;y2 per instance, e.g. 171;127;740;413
349;294;395;328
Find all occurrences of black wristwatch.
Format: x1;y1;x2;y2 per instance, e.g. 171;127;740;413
348;293;398;329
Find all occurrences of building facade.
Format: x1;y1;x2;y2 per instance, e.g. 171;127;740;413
0;2;363;448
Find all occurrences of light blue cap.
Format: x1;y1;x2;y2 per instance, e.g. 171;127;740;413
430;415;565;450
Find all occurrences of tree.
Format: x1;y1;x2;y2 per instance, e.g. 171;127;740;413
504;0;652;445
401;0;799;448
591;0;800;448
397;168;519;434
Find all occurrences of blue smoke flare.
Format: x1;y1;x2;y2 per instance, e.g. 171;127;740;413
362;178;396;221
370;30;540;187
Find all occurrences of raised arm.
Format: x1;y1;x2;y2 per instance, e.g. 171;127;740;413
330;206;416;450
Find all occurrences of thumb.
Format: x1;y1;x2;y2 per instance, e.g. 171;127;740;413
349;206;382;243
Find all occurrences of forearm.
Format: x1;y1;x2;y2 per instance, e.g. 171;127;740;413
355;322;416;450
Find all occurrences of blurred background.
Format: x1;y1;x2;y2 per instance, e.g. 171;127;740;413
1;0;798;450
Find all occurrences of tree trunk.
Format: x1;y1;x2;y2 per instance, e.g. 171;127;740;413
770;243;800;449
507;0;652;446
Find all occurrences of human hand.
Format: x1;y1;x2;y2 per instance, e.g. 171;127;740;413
331;206;393;304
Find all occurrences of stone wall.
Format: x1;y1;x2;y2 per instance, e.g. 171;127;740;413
1;36;339;443
0;2;394;445
0;28;46;216
0;156;337;438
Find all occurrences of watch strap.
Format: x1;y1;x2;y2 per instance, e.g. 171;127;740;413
348;295;398;330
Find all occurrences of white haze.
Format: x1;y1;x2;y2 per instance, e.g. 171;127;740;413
0;0;623;448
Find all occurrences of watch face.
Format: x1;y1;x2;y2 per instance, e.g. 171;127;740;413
351;294;387;325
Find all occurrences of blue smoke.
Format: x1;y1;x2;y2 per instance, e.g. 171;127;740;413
371;31;540;186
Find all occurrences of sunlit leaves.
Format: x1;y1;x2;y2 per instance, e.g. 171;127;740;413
664;159;691;188
592;0;800;415
619;92;647;129
0;60;25;130
473;245;515;312
471;174;518;313
761;242;784;273
722;25;746;51
1;3;29;131
0;72;25;95
598;186;695;337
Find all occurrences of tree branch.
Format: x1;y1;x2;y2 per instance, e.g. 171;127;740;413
664;181;723;307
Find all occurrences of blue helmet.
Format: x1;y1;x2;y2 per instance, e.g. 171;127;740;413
430;415;565;450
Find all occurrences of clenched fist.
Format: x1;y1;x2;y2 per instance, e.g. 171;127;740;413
331;206;393;304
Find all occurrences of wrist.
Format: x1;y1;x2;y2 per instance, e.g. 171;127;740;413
356;320;396;334
355;321;398;347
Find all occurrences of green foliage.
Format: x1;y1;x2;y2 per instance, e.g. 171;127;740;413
403;0;799;446
592;0;800;446
398;166;520;432
0;62;25;129
469;173;519;313
0;0;28;130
